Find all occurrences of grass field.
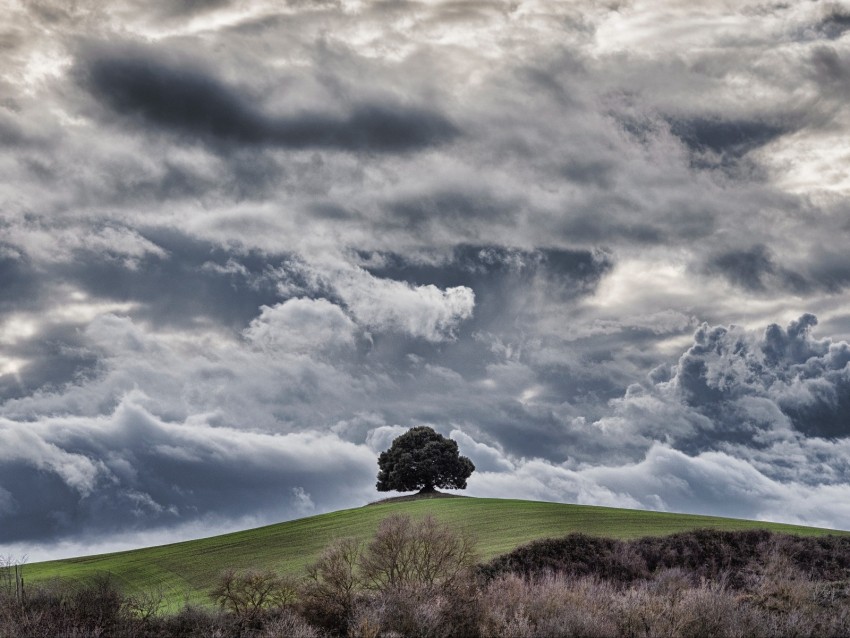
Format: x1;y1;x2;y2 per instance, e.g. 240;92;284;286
24;497;846;609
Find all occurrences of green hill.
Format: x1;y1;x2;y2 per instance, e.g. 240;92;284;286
24;497;845;610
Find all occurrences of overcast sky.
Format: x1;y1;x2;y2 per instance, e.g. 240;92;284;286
2;0;850;561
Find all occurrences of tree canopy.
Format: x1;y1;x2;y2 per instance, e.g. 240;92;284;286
376;426;475;494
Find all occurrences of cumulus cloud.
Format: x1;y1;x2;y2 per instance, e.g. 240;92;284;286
584;314;850;499
244;298;358;355
310;262;476;342
667;314;850;439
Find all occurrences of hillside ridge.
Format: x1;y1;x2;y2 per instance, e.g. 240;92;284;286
24;497;846;609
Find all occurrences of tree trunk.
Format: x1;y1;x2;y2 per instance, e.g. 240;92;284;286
418;485;437;495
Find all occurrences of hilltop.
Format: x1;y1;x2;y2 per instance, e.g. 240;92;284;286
25;497;844;609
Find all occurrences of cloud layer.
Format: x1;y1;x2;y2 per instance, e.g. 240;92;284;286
1;0;850;560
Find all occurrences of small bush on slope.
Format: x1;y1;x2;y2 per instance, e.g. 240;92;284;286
301;514;480;637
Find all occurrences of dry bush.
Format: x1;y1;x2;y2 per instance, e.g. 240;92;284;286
157;603;237;638
353;576;483;638
480;572;775;638
480;573;619;638
747;553;814;613
210;568;298;620
0;575;127;638
256;607;323;638
302;514;482;637
353;585;450;638
124;585;166;622
60;573;125;635
742;553;850;636
615;580;764;638
347;514;481;637
299;537;363;635
360;514;478;591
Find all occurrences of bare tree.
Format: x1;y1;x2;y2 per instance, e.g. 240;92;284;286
124;585;166;621
360;514;478;591
210;568;297;620
300;537;363;635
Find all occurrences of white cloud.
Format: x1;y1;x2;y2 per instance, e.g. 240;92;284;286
0;426;104;496
364;425;408;453
244;298;358;355
450;428;515;472
467;440;850;531
308;262;475;342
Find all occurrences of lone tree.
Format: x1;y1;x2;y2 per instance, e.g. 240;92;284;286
377;426;475;494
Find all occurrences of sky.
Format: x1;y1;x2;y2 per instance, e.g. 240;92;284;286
1;0;850;562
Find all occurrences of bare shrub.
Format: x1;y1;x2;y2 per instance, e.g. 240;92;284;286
348;514;482;637
674;585;761;638
1;575;126;638
299;537;363;635
210;568;298;620
66;573;125;634
353;573;483;638
479;572;776;638
124;585;166;621
480;573;619;638
160;603;237;637
360;514;478;591
354;585;448;638
748;553;813;613
256;607;323;638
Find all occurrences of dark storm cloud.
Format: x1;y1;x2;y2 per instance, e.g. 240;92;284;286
0;323;98;402
705;245;850;295
0;251;42;315
0;107;32;148
363;244;612;294
162;0;233;19
559;158;616;189
0;396;376;544
706;245;809;293
668;118;786;158
815;8;850;39
809;45;850;96
0;229;306;403
0;253;102;401
62;228;294;330
559;214;666;244
356;244;613;372
80;49;458;152
661;314;850;440
808;251;850;293
385;190;519;230
667;117;788;172
706;245;775;291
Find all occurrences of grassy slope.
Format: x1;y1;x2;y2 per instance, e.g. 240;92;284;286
25;497;845;608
